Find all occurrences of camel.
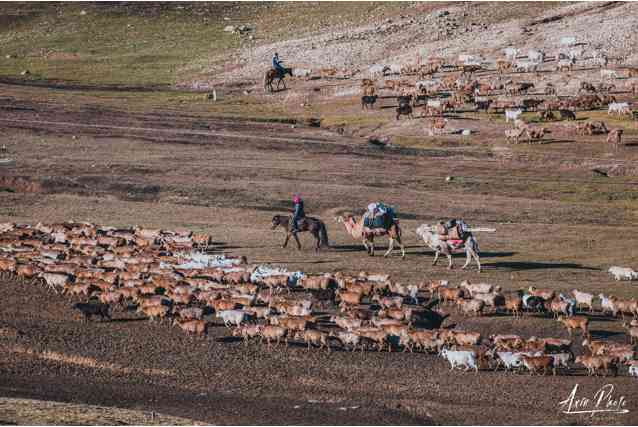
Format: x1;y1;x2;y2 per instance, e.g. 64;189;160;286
335;215;405;258
415;224;481;272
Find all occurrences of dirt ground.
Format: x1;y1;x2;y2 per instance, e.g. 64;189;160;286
1;81;638;425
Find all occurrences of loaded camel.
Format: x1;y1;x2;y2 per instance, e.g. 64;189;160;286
335;214;405;258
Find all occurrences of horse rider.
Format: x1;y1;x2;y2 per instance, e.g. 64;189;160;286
272;52;285;77
290;194;305;233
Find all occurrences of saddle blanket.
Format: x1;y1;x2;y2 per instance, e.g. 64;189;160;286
364;213;393;229
363;227;388;236
448;239;464;248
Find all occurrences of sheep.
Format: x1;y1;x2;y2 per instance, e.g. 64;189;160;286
330;315;362;331
298;329;331;352
559;109;576;121
527;49;545;63
521;355;554;376
396;102;414;120
492;351;524;371
514;60;539;73
73;302;111;322
361;95;378;110
607;129;624;149
354;328;389;352
505;128;525;144
217;309;249;328
173;319;207;336
372;295;403;309
503;295;523;318
460;281;496;296
438;287;464;304
175;307;204;321
557;315;589;337
556;59;575;72
608;266;638;281
260;325;288;347
232;324;263;345
505;109;523;123
608;102;630;115
575;355;617;376
600;69;618;80
336;290;362;310
571;290;594;312
331;330;361;351
440;349;478;373
38;272;70;293
598;294;619;317
448;331;481;347
622;323;638;344
503;47;519;61
456;299;485;316
139;305;170;322
523;126;548;144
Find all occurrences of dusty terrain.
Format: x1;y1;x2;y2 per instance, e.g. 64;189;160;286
1;2;638;426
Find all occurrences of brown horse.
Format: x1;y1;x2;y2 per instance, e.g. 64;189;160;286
271;215;329;251
264;67;293;92
336;214;405;258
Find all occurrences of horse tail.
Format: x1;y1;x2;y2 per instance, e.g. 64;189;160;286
264;71;269;92
319;222;330;247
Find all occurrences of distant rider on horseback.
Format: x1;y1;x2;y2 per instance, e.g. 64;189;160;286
272;52;286;77
291;193;305;233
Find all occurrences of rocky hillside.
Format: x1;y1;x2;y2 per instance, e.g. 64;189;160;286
185;2;638;90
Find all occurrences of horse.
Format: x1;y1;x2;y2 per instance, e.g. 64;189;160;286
271;215;329;251
336;214;405;258
415;224;481;272
264;67;293;93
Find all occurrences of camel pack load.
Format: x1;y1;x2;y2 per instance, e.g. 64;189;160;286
436;219;470;242
364;203;396;230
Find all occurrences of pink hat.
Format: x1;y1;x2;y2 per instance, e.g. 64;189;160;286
292;194;300;203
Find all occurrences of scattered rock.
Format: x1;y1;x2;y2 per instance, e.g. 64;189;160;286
368;135;390;147
79;10;87;16
224;25;237;33
446;176;454;182
304;118;322;128
5;54;13;59
20;70;29;76
436;10;450;18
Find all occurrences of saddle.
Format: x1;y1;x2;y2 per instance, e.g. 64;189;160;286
271;67;285;78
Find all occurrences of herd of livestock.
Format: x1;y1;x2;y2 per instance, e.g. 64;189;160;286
1;221;637;378
306;42;638;146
